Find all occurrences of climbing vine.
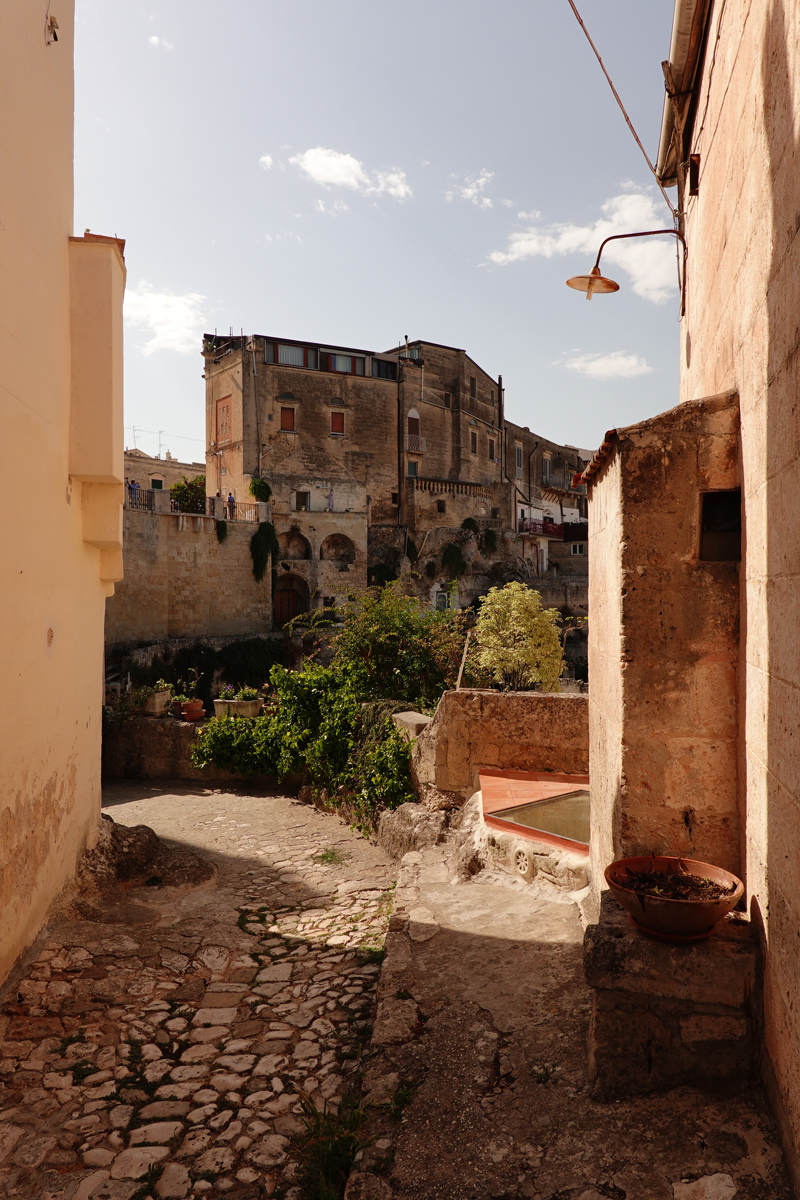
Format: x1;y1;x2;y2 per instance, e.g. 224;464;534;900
250;521;279;582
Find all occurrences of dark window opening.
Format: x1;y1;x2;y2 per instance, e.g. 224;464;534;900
469;376;477;399
280;407;295;432
391;492;399;505
689;154;701;197
331;411;345;435
488;439;495;460
443;392;451;409
491;507;499;519
700;489;741;561
151;478;163;489
323;596;335;608
542;458;551;485
295;491;310;512
407;416;420;436
470;431;477;454
437;499;446;514
407;461;418;478
372;359;397;381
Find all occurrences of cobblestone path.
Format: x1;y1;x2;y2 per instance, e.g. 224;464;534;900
0;784;396;1200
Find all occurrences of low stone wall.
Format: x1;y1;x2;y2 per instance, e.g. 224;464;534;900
411;689;589;802
101;715;288;788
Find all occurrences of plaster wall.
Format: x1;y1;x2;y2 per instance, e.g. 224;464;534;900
674;0;800;1174
105;511;271;647
412;690;589;800
0;5;124;984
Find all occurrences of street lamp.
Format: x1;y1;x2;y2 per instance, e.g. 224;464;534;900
566;228;686;305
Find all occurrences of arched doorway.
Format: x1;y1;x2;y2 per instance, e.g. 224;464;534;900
319;533;356;564
273;574;310;627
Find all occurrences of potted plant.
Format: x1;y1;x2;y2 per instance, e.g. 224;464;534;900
176;671;204;721
605;854;744;942
213;684;263;719
171;692;188;718
144;679;173;716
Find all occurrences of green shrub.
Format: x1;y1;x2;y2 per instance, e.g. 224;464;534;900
249;477;273;502
461;517;479;534
169;474;206;514
480;528;497;555
215;519;227;543
250;521;279;582
442;542;467;579
216;637;285;689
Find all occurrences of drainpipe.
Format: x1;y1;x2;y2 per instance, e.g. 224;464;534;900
396;354;403;528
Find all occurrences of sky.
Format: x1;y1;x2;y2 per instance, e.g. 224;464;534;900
74;1;681;463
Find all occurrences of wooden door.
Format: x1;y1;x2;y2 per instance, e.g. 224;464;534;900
274;588;299;626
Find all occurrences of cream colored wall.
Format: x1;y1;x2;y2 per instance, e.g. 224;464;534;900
677;0;800;1180
0;4;123;985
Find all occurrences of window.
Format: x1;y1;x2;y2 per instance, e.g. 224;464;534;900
435;592;449;611
278;343;305;367
407;415;420;436
407;461;418;478
490;390;495;404
263;341;274;363
542;457;552;485
391;492;399;505
307;348;317;370
372;359;397;381
470;431;477;454
216;397;232;445
295;491;310;512
700;490;741;561
469;376;477;399
488;439;495;461
515;444;523;479
331;411;345;435
437;499;446;514
491;507;499;519
332;354;356;373
280;407;295;432
323;596;335;608
443;392;451;409
150;478;163;490
571;543;585;556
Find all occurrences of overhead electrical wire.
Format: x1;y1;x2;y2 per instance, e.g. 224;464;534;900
565;0;678;223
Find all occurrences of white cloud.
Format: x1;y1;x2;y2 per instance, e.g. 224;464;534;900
259;155;273;170
446;168;494;210
562;350;653;380
314;198;350;216
288;147;412;200
490;191;679;304
124;283;206;355
148;35;174;49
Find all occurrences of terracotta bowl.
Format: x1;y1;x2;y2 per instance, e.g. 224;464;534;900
605;855;744;938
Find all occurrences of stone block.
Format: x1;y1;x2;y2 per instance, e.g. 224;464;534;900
378;803;447;859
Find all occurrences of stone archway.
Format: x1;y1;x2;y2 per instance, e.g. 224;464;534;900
277;530;312;560
319;533;356;564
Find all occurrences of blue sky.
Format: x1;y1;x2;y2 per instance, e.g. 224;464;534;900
74;1;680;463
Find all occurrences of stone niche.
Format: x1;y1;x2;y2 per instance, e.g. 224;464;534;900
584;390;748;1093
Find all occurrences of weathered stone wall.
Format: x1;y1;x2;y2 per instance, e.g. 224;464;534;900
105;510;271;647
411;689;589;800
587;393;741;913
661;0;800;1175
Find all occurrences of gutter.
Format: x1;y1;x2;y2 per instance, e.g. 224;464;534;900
655;0;713;187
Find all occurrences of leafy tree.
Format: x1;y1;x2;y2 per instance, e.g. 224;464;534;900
474;582;564;692
170;474;206;514
442;541;467;579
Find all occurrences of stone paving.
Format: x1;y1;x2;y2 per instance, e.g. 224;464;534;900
0;784;396;1200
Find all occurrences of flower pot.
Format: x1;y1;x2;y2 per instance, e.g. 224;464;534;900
213;698;263;719
181;699;205;722
605;855;744;941
172;700;184;718
144;690;171;716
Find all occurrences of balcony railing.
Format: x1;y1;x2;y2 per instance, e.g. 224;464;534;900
411;476;491;499
405;434;426;453
518;517;564;538
124;488;270;523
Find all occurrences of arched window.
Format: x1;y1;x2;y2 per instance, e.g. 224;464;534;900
407;408;420;437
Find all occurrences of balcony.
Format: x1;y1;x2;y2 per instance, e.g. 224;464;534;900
124;487;270;523
518;517;564;539
405;434;426;453
411;476;491;499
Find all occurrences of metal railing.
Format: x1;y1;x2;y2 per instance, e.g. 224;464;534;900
405;434;426;453
126;487;156;512
518;517;564;538
208;498;260;522
124;488;269;523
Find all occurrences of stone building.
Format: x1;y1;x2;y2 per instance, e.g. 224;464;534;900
1;5;125;984
202;333;590;628
123;448;204;493
583;0;800;1186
